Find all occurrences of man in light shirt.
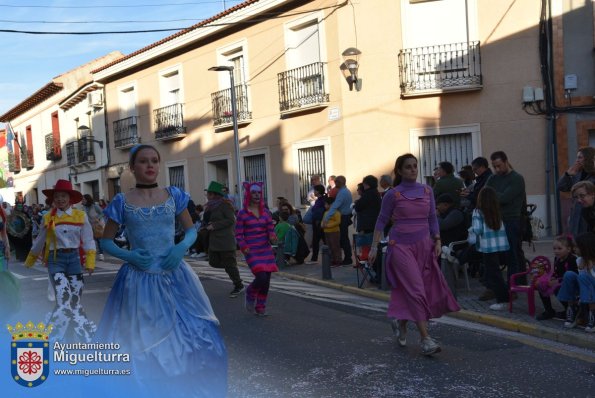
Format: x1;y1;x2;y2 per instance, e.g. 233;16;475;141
322;175;353;265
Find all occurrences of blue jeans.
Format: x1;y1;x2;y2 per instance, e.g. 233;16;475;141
557;271;580;302
578;270;595;304
46;250;83;275
503;218;522;283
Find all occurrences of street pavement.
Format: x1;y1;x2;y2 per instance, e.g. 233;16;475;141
187;239;595;352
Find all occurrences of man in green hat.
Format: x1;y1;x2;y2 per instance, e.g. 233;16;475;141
204;181;244;297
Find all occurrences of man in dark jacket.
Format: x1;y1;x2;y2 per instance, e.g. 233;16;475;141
353;175;382;234
486;151;526;283
205;181;244;297
353;175;382;282
433;161;465;207
462;156;493;209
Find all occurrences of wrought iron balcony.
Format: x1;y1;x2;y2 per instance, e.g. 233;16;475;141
211;84;252;127
8;152;21;173
66;142;77;166
77;136;97;163
398;41;482;97
153;103;186;140
278;62;329;113
45;133;62;161
114;116;140;148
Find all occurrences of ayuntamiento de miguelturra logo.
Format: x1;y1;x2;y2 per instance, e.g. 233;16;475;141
7;321;53;388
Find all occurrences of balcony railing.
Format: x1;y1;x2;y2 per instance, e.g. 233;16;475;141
45;133;62;161
66;142;77;166
8;152;21;173
278;62;329;113
398;41;482;97
77;136;96;163
114;116;140;148
211;84;252;127
154;103;186;140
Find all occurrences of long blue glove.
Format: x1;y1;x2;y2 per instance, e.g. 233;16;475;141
100;238;152;270
162;227;197;270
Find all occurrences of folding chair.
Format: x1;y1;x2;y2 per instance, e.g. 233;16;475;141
352;233;376;288
440;240;471;292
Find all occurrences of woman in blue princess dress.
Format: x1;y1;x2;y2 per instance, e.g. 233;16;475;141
95;144;227;398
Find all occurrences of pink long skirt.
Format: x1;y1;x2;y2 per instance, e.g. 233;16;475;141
386;238;460;321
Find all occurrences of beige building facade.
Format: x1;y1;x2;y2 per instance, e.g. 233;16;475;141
0;52;123;204
3;0;593;237
93;0;552;225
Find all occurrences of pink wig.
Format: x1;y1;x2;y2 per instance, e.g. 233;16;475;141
242;181;265;214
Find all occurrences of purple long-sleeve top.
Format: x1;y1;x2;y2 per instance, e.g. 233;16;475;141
374;179;439;245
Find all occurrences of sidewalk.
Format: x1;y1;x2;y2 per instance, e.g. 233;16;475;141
252;239;595;351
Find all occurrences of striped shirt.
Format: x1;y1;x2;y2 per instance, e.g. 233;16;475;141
235;208;278;273
469;209;510;253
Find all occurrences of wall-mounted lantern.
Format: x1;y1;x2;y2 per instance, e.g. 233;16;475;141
340;47;362;91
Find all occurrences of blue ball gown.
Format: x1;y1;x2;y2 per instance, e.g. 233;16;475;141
0;239;20;322
95;187;227;398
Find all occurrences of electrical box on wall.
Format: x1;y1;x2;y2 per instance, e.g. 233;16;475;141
564;74;578;90
522;86;534;103
534;87;544;101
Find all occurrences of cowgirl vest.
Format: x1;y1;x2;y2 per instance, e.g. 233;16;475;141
43;209;86;260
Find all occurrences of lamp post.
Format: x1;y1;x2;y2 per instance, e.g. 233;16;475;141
209;65;242;203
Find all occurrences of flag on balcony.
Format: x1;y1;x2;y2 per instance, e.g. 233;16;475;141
5;121;14;152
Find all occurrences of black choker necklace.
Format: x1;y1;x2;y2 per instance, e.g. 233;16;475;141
136;183;158;189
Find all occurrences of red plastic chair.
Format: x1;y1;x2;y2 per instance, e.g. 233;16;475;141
508;256;551;316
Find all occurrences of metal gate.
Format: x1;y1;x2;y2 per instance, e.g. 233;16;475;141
418;133;473;185
244;154;267;201
169;165;185;192
297;146;325;205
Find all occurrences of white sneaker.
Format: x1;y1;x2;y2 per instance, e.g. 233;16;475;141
196;252;208;259
420;337;441;356
390;319;407;347
489;303;506;311
98;253;104;261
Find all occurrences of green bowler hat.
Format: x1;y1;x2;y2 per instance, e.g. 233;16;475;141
206;181;225;195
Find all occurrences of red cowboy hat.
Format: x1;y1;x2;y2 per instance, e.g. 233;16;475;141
42;179;83;204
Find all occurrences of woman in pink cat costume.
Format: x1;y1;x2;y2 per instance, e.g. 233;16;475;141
235;182;278;316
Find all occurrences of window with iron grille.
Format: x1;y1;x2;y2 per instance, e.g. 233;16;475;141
297;146;325;205
244;154;267;202
168;165;185;192
418;133;473;185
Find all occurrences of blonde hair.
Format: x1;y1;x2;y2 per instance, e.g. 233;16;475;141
571;180;595;196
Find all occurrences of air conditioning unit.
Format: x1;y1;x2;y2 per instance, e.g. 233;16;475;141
87;92;103;108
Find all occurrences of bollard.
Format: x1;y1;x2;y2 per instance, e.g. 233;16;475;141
321;245;332;280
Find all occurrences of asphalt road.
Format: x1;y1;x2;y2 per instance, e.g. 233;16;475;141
6;260;595;398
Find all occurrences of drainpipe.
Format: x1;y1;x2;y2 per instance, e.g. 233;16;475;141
101;86;112;198
551;114;562;235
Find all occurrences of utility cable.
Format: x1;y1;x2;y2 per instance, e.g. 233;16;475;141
0;2;343;35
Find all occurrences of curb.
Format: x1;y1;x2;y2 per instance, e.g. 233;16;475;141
276;271;595;351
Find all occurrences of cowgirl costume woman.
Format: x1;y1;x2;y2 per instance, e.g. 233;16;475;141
25;180;97;342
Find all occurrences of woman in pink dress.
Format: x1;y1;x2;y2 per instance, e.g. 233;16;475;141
368;154;459;356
